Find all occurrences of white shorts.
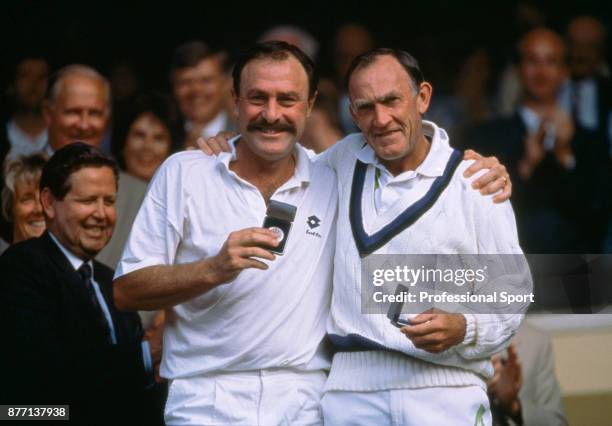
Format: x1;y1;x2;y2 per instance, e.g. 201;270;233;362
321;385;491;426
164;369;326;426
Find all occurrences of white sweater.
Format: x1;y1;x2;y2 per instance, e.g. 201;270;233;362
320;121;530;392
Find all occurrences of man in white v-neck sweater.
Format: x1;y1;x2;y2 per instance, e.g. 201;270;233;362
319;49;531;426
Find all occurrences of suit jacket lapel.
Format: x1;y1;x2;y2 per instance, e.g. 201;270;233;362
40;232;106;332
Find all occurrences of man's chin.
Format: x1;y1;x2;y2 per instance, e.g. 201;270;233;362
82;243;107;258
82;234;112;252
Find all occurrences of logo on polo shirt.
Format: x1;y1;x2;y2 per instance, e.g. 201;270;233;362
307;215;321;229
306;215;322;238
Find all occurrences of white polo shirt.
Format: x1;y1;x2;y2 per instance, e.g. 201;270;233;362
115;138;338;380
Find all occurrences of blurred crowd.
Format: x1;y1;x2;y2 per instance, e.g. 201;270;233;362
2;15;610;260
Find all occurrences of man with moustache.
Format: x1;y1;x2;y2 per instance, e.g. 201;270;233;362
0;143;159;424
115;41;337;425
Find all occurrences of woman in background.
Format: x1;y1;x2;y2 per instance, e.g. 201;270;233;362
1;153;47;254
113;92;175;182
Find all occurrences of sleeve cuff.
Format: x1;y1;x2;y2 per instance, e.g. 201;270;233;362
460;314;477;347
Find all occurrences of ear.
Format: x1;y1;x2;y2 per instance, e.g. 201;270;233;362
306;91;318;118
416;82;433;115
40;187;56;220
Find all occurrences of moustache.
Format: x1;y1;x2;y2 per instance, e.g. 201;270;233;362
247;119;296;134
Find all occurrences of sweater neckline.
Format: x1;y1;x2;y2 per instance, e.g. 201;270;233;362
349;149;463;257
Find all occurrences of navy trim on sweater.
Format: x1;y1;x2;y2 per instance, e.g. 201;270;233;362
349;149;463;257
328;333;391;352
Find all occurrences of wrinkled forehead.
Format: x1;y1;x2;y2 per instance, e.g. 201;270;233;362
55;74;109;107
348;56;415;100
239;57;309;97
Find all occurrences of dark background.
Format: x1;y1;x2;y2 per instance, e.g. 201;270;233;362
3;1;611;94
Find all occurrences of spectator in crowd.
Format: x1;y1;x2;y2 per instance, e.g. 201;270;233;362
468;28;581;253
333;23;375;134
0;153;47;254
2;56;49;162
0;57;49;243
563;15;612;252
42;65;110;153
40;64;149;268
170;40;235;150
0;143;163;425
110;92;174;328
489;323;567;426
427;48;496;148
563;15;611;148
112;92;174;182
497;2;549;116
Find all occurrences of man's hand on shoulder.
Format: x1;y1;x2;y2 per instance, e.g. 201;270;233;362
463;149;512;203
197;132;237;156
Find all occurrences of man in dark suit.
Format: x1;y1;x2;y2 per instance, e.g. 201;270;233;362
0;143;162;424
468;28;607;253
565;15;612;253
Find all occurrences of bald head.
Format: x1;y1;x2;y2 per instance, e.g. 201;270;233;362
518;28;568;104
567;16;607;78
47;65;111;109
519;28;566;61
43;65;111;151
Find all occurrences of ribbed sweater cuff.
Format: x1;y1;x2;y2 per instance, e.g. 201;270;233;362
461;314;477;346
